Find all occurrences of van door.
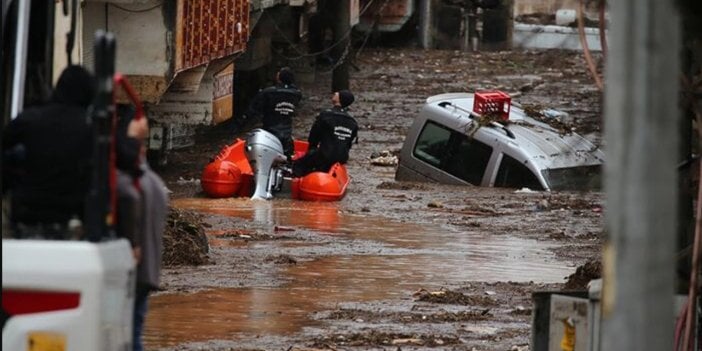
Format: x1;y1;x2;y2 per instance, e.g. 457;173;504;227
412;121;494;186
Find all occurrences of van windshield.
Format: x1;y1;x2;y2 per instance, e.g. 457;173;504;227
542;165;602;191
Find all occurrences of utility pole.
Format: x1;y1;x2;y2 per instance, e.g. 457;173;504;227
678;0;702;296
332;0;350;92
601;0;679;350
418;0;433;49
679;2;702;349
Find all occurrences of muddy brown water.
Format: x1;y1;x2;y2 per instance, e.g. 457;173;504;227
144;198;573;348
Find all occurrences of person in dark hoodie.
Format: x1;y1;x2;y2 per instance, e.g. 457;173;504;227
243;67;302;158
2;65;96;238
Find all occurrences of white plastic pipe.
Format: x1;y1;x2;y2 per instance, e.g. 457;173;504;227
10;0;31;119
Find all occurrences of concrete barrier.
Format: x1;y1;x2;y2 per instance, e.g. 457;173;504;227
513;23;605;51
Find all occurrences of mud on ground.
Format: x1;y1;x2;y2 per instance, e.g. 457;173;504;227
154;48;604;350
163;208;210;267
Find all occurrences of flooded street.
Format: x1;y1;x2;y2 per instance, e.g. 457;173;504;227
146;199;574;348
170;198;573;285
152;48;604;350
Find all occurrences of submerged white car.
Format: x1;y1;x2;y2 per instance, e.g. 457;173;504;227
395;92;604;191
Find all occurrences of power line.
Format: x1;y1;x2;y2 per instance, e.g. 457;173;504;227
108;2;162;13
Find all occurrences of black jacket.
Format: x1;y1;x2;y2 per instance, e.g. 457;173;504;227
115;104;142;178
2;66;95;224
246;83;302;143
308;106;358;164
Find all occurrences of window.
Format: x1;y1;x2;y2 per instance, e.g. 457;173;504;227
413;121;493;185
542;165;602;191
414;122;451;167
495;154;544;190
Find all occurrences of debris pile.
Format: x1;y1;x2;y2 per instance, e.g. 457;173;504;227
162;208;210;267
326;308;491;323
265;254;298;265
414;288;497;306
369;150;399;166
376;181;430;190
564;259;602;290
521;103;576;135
540;195;598;211
310;331;460;348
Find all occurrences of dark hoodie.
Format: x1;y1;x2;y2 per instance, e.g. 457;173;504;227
3;65;96;225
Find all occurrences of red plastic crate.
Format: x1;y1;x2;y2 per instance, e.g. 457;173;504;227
473;90;511;121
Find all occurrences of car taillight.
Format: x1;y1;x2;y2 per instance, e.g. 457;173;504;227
2;289;80;315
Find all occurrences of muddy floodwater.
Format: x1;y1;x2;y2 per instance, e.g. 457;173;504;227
153;48;604;350
172;199;572;284
146;199;578;348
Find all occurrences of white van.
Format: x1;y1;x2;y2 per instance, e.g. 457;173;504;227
396;93;604;191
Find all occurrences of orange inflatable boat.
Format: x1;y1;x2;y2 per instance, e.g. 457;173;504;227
201;139;349;201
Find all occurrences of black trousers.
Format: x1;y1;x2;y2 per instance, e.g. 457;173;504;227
293;149;334;177
280;136;294;159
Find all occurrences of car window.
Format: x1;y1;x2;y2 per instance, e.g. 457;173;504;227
414;121;451;167
495;154;544;190
413;121;492;185
542;165;602;191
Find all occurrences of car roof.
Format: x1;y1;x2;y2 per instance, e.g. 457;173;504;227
424;93;605;171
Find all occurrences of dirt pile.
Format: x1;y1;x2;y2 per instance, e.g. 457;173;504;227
564;259;602;290
310;331;460;348
326;308;492;323
414;288;498;306
162;208;209;266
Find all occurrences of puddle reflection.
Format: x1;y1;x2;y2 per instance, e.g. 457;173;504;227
175;198;343;233
144;288;321;347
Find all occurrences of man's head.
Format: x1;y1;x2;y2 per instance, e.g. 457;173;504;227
51;65;96;106
333;90;354;108
277;67;295;85
116;104;149;159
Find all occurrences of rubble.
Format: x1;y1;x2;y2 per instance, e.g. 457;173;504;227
564;259;602;290
414;288;498;306
310;331;461;348
162;208;209;267
369;150;399;166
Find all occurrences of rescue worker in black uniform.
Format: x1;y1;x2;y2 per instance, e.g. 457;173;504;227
244;67;302;158
293;90;358;177
2;66;95;238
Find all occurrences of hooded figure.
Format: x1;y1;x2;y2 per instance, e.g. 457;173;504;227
2;65;96;233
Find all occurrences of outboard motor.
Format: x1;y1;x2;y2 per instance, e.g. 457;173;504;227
245;129;288;200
